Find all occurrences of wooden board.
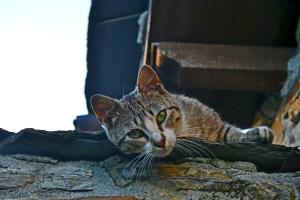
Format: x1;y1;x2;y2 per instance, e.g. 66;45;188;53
0;128;293;172
148;0;299;46
152;42;295;91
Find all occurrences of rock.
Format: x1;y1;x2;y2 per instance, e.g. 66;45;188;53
99;155;122;168
245;183;295;200
104;158;300;199
40;165;93;191
106;166;134;187
0;154;299;200
11;154;58;164
169;178;234;192
0;155;38;189
230;161;257;172
0;168;34;189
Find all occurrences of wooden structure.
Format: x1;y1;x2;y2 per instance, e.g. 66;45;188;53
0;128;293;172
143;0;299;127
151;42;294;91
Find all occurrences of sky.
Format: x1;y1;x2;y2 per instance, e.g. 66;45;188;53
0;0;91;132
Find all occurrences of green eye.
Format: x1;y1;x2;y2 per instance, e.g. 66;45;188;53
156;110;167;124
127;129;145;139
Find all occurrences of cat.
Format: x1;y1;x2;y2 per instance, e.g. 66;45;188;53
91;65;274;158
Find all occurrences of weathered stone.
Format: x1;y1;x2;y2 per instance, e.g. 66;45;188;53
3;197;37;200
209;159;257;172
209;159;229;169
0;155;38;189
229;171;300;199
0;154;299;200
40;165;93;191
67;197;143;200
155;163;232;180
0;168;34;189
230;161;257;172
11;154;58;164
245;183;295;200
169;178;234;192
106;166;134;187
103;158;300;199
99;155;121;168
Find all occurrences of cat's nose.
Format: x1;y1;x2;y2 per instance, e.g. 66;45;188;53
153;134;166;148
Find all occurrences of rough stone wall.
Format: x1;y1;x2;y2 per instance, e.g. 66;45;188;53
0;154;299;200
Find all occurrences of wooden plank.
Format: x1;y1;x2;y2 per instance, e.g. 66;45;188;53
153;42;295;91
144;0;299;65
148;0;299;46
0;128;293;172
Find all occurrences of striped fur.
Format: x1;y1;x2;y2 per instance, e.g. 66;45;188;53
91;65;274;158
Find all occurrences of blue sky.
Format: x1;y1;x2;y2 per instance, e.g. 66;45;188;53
0;0;91;132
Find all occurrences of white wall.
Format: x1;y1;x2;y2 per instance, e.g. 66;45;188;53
0;0;90;132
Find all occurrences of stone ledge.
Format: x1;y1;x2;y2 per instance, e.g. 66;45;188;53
0;154;299;200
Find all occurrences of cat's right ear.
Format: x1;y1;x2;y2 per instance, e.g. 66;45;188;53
137;65;163;94
90;94;121;129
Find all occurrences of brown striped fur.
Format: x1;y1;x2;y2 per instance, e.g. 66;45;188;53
91;65;274;158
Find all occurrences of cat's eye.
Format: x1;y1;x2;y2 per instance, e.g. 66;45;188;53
127;129;145;139
156;110;167;124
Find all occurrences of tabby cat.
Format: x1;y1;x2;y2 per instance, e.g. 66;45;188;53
91;65;274;158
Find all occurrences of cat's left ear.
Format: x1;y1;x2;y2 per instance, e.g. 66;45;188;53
137;65;163;94
90;94;122;129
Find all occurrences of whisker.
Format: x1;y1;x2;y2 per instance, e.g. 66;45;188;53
143;154;152;177
176;143;194;157
122;152;146;173
174;145;189;157
124;152;147;178
175;144;190;157
146;153;153;176
177;140;209;159
178;139;217;159
134;156;145;183
136;153;151;183
182;139;217;159
130;155;145;172
177;141;206;160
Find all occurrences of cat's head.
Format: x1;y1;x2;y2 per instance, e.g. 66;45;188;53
90;65;183;157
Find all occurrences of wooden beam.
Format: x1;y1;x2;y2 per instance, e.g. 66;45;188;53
148;0;299;46
0;128;294;172
153;42;295;91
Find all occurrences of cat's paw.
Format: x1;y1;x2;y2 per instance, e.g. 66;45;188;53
242;126;274;144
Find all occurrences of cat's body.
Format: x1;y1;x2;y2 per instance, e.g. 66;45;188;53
91;65;274;158
172;94;273;143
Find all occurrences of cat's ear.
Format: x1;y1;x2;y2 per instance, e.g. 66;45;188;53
90;94;122;129
137;65;162;94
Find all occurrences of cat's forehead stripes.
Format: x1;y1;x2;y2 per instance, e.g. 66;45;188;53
122;93;153;113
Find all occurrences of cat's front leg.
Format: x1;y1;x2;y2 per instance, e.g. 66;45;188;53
240;126;274;144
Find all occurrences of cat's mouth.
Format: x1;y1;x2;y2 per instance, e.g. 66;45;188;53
150;129;176;157
151;141;175;158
